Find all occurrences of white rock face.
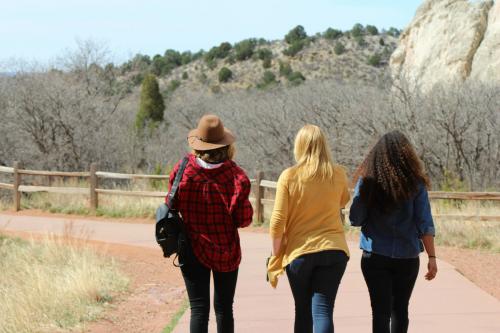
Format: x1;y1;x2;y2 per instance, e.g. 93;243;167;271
390;0;497;90
470;1;500;81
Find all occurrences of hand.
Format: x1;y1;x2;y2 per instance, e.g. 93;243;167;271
425;257;438;280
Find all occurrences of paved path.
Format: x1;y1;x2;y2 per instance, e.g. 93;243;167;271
1;213;500;333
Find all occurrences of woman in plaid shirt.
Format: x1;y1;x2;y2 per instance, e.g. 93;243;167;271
168;114;253;333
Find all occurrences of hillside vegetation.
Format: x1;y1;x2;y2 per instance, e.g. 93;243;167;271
120;24;400;93
1;23;499;191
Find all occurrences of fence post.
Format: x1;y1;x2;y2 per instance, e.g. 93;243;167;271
89;163;98;211
13;161;22;211
254;171;264;224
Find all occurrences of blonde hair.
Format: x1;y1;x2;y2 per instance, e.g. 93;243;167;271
193;144;235;163
293;125;335;182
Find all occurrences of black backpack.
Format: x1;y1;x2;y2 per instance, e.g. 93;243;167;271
155;156;189;263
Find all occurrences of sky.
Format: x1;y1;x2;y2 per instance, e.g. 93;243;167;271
0;0;422;66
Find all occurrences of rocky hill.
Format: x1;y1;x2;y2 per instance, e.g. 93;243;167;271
120;25;400;94
391;0;500;90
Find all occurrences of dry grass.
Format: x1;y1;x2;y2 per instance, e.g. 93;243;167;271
21;191;161;219
0;233;129;333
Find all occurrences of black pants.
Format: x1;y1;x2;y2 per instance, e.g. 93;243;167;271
361;252;419;333
180;244;238;333
285;250;348;333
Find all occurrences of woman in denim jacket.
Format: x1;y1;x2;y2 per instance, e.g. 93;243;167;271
349;130;437;333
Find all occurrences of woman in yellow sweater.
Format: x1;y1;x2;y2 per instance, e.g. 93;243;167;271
267;124;350;333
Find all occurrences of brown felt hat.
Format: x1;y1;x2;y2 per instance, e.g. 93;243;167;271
187;114;235;151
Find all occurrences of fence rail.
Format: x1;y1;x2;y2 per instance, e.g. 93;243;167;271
0;162;499;222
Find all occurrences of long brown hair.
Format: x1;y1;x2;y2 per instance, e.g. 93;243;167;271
353;130;430;213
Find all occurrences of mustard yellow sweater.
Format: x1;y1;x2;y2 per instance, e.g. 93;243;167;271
267;165;350;287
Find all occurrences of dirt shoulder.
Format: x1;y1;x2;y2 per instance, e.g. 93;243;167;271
3;230;186;333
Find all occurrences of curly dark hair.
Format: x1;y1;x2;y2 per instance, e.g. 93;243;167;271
353;130;430;213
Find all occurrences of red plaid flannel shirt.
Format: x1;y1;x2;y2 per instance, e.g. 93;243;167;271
168;154;253;272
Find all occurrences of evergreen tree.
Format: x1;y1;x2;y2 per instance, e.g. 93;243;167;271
135;74;165;131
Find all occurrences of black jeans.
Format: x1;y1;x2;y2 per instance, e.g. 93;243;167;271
285;250;348;333
361;252;420;333
180;243;239;333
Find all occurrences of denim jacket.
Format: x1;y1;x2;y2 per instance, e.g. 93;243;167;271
349;178;435;258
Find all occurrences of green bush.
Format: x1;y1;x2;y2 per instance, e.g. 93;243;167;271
365;25;379;36
257;71;278;89
192;50;205;61
285;25;308;44
283;40;306;57
387;27;401;37
262;58;272;69
225;54;236;64
351;23;364;37
135;74;165;131
167;79;181;92
205;42;232;61
218;67;233;83
234;39;257;61
367;53;381;67
206;59;217;70
182;72;189;80
379;37;385;46
279;61;293;77
334;42;346;55
324;28;342;40
355;36;367;47
164;49;182;67
257;48;273;61
287;71;306;86
151;55;172;76
181;51;193;65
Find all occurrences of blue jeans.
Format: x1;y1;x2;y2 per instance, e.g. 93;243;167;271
286;250;348;333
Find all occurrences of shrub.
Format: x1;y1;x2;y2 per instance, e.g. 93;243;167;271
197;72;208;84
206;59;217;70
192;50;205;61
135;74;165;130
279;61;293;77
182;72;189;80
181;51;193;65
351;23;364;37
262;58;272;69
355;36;367;47
379;37;385;46
218;67;233;83
151;55;172;76
367;53;381;67
257;48;273;61
285;25;308;44
334;42;346;55
234;39;257;61
167;79;181;92
257;71;278;89
324;28;342;40
258;38;269;45
164;49;182;67
225;54;236;64
283;40;306;57
387;27;401;37
206;42;232;61
365;25;379;36
287;71;306;86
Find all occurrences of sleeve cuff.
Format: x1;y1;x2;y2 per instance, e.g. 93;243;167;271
420;225;435;236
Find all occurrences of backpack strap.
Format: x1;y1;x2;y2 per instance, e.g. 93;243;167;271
166;156;189;209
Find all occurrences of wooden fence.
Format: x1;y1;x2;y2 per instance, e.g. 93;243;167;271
1;163;500;222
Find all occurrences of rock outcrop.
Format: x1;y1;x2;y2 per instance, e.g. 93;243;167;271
390;0;499;90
